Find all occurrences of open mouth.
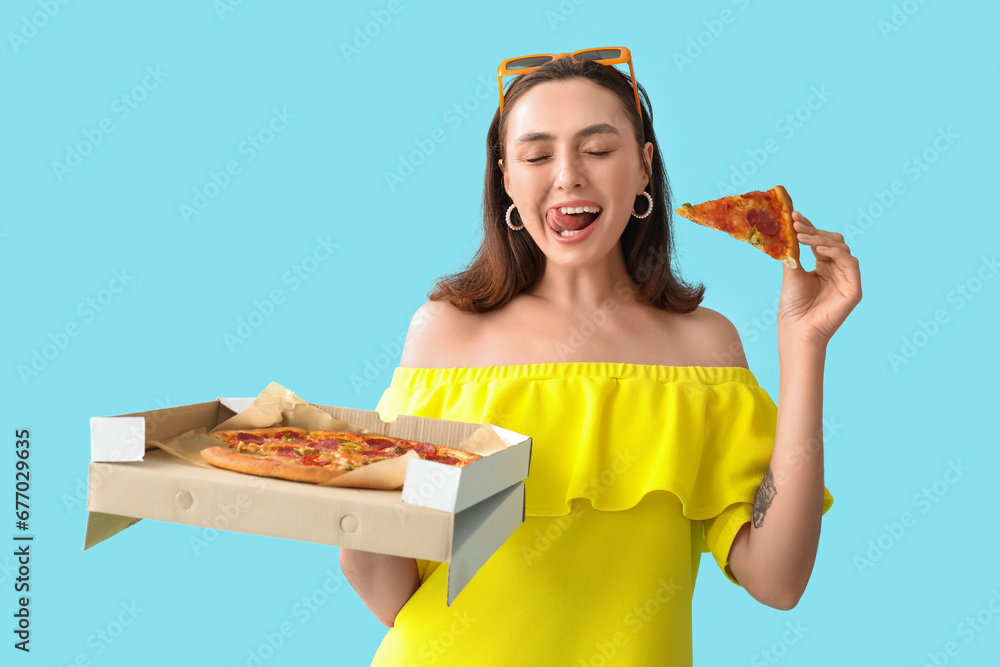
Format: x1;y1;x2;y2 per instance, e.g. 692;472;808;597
548;205;603;237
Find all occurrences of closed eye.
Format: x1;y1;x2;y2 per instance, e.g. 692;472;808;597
524;150;612;164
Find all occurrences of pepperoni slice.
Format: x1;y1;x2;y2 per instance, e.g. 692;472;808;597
273;446;298;458
234;432;267;443
412;442;436;455
365;438;396;450
299;454;329;466
746;209;780;236
424;454;460;465
311;439;342;451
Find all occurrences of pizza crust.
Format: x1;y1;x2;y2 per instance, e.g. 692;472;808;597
212;426;313;439
771;185;799;269
200;445;351;484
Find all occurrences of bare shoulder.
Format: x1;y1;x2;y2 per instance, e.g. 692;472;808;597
683;306;749;369
399;299;481;368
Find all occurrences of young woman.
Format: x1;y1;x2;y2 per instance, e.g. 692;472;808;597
342;47;861;666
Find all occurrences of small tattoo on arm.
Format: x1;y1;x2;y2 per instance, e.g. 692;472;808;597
752;467;777;528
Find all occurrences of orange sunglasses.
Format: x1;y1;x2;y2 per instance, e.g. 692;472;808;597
497;46;642;117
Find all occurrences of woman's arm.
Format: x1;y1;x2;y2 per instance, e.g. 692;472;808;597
341;300;461;625
728;210;861;609
340;300;449;625
339;548;420;627
727;340;827;610
341;297;478;624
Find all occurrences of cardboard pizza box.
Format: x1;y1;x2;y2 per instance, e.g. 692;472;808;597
84;395;532;605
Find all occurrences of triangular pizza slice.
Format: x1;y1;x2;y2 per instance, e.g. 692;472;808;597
675;185;799;268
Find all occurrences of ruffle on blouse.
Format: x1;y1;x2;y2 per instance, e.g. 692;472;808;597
376;362;833;521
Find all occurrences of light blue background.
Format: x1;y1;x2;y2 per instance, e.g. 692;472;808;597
3;1;998;665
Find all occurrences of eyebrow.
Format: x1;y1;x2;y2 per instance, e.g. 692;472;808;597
515;123;621;145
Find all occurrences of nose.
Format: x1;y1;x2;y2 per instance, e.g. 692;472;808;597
554;151;586;191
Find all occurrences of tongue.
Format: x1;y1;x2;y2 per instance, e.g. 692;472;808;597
553;210;599;231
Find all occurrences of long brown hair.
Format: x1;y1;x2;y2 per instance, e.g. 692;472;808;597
429;56;705;313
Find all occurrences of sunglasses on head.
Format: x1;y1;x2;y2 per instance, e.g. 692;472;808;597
497;47;642;118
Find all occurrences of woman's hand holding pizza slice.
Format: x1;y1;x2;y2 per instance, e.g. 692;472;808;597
675;186;862;347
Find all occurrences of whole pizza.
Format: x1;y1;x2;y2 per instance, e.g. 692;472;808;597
200;426;482;484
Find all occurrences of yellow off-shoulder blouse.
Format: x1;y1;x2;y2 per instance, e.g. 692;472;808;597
370;363;834;666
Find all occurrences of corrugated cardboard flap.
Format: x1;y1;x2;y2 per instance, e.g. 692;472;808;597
447;481;525;605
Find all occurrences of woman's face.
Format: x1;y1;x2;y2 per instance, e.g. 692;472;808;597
500;77;654;269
